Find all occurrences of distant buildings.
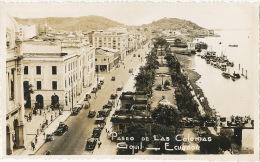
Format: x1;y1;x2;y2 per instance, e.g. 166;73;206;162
95;47;120;72
92;31;128;61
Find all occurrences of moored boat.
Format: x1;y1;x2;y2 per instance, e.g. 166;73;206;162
222;72;231;79
229;44;238;47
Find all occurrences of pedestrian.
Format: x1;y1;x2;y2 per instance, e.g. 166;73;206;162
31;141;34;150
98;141;102;148
35;135;38;143
40;109;42;115
32;142;35;151
105;128;107;132
40;123;42;130
51;115;53;121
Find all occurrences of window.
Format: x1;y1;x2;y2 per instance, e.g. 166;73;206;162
52;66;57;75
95;58;97;61
36;66;41;75
24;66;28;75
37;81;41;90
52;81;57;90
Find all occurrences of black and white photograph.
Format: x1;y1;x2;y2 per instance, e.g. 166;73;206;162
1;1;259;160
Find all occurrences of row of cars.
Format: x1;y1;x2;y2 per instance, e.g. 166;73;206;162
85;100;115;151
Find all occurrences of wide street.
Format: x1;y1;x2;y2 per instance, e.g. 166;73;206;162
34;42;150;155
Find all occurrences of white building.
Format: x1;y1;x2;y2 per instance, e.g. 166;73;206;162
95;47;120;72
19;38;95;110
5;15;26;155
92;31;128;60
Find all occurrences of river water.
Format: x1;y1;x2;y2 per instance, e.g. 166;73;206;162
191;30;258;150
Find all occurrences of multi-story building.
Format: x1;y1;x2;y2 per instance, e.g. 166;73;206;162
19;36;95;110
95;47;120;72
92;31;128;61
110;91;152;133
5;15;26;155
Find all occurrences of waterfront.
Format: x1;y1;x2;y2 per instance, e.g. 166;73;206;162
195;29;257;118
192;30;257;150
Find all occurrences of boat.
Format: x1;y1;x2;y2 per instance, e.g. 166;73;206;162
232;72;241;79
222;72;231;79
229;44;238;47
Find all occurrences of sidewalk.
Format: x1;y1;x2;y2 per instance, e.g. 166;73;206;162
13;80;98;155
19;111;71;155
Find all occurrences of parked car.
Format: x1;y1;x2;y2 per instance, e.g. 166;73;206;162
110;94;118;99
91;87;97;93
97;83;102;90
71;104;82;116
88;110;96;118
95;117;105;129
45;133;54;142
117;85;123;91
97;109;110;118
99;79;104;85
103;104;112;110
54;122;68;135
92;127;102;138
111;76;116;81
84;94;91;101
85;138;97;151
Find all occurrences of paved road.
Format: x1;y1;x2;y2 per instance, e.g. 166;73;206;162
35;42;150;155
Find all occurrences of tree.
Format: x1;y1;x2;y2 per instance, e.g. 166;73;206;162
125;124;149;143
199;134;232;154
151;104;181;127
164;79;170;88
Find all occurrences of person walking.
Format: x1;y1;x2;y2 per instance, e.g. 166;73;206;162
98;141;102;148
31;142;35;151
35;135;38;143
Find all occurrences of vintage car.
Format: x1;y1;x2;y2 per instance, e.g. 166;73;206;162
85;138;97;151
117;85;123;91
97;109;110;118
97;83;102;90
71;104;82;116
54;122;68;135
92;127;102;138
88;110;96;118
91;87;98;93
45;133;54;142
84;94;91;101
111;76;116;81
103;104;112;110
110;94;118;99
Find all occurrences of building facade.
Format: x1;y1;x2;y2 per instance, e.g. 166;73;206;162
92;31;128;61
95;47;120;72
6;15;26;155
20;37;95;110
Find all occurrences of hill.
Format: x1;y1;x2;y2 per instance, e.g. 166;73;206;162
141;17;204;33
15;16;125;32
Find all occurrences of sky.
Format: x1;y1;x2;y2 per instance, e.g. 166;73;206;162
1;2;258;29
